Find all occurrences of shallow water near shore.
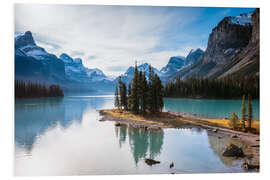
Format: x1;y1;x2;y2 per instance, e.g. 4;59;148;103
164;98;259;120
15;95;250;176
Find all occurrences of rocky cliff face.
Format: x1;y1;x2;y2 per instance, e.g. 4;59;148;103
203;16;252;64
218;9;259;78
169;10;258;80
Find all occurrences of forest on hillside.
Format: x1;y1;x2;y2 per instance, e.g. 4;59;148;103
164;76;259;99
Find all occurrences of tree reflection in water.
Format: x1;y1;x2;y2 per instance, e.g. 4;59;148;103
115;125;164;165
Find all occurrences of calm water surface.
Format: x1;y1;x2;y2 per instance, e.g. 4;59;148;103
164;98;259;120
15;96;250;176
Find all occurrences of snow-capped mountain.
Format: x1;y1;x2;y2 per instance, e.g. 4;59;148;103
160;56;186;77
15;31;66;81
59;53;109;83
119;63;162;84
15;31;115;92
160;49;204;78
185;48;204;66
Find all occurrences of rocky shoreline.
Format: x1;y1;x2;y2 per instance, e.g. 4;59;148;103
99;109;260;172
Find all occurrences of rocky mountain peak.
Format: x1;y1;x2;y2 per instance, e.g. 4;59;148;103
15;31;36;49
203;13;252;64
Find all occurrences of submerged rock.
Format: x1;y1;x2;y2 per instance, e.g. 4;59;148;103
115;122;121;127
231;134;238;138
144;158;160;166
222;144;244;157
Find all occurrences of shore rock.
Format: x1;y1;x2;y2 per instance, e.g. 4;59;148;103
144;158;160;166
170;162;174;168
222;144;244;157
242;162;260;172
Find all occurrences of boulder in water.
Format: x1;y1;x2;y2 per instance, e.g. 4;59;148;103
144;158;160;166
223;144;244;157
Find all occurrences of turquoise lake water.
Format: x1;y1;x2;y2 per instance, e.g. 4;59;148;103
164;98;259;120
15;95;255;176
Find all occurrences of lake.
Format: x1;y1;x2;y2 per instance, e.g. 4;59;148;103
15;95;258;176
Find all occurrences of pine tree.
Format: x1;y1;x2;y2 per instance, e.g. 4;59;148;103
141;72;148;113
127;83;132;110
114;86;120;109
241;95;246;129
155;75;164;112
148;65;155;113
247;94;253;129
131;61;139;113
229;112;239;130
121;82;128;110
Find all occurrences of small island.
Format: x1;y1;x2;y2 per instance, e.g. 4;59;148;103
100;62;260;171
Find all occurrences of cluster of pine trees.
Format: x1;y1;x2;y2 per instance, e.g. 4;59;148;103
164;76;259;99
229;94;254;131
15;80;64;98
115;63;164;114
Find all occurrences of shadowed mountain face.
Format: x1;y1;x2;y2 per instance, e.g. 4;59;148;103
170;10;259;80
160;56;186;77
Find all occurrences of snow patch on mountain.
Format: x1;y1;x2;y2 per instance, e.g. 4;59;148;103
229;12;252;26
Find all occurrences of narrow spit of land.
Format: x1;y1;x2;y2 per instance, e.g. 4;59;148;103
99;109;260;170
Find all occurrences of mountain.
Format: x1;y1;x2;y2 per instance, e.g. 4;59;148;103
160;56;186;77
185;48;204;66
59;53;109;83
169;10;258;80
15;31;115;93
160;49;203;78
15;31;66;82
119;63;162;84
217;9;259;78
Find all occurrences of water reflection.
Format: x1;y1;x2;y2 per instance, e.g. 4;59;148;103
115;125;164;165
15;96;106;150
207;132;243;167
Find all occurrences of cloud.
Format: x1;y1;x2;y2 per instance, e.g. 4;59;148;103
86;55;97;61
70;51;85;57
15;4;252;76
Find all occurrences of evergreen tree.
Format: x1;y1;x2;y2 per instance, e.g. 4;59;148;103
127;83;132;110
118;77;128;110
114;86;120;109
241;95;246;129
229;112;239;130
131;61;139;113
155;74;164;112
121;82;128;110
141;73;148;113
247;94;253;129
148;65;155;113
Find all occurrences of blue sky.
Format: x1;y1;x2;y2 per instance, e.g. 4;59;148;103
15;4;255;76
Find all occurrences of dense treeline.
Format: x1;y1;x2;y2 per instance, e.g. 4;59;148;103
15;80;64;98
115;62;164;114
164;76;259;99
